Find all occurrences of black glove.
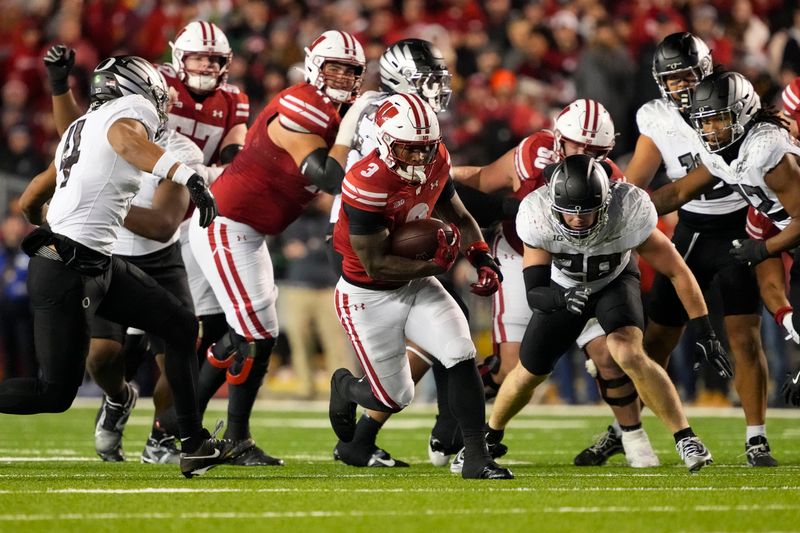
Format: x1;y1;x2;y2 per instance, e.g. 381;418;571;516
729;238;770;266
187;174;218;228
43;44;75;95
563;286;590;315
780;369;800;406
688;316;733;378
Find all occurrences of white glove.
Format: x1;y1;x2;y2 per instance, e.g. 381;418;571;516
335;90;383;147
782;312;800;344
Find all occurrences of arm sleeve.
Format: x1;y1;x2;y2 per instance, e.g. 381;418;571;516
523;264;566;312
343;202;388;235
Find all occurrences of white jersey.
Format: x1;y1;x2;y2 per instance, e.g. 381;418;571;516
637;98;746;215
330;92;390;224
699;122;800;231
516;182;657;293
47;95;160;256
113;129;205;257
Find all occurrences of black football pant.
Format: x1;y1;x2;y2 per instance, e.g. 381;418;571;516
0;254;202;440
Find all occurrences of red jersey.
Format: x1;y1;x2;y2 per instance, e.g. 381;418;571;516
746;206;781;241
212;83;341;235
334;144;453;289
159;63;249;165
502;130;624;254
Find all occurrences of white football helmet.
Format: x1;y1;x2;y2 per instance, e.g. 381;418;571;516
170;21;232;93
554;99;616;160
375;93;441;184
304;30;365;104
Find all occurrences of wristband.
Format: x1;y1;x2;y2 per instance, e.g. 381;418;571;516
152;151;182;180
775;305;793;326
688;315;714;337
171;164;196;186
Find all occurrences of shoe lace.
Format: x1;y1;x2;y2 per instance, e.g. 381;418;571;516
588;429;617;453
742;441;770;458
210;419;225;440
678;437;705;457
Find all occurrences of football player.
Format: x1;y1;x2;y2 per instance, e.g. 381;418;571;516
452;100;660;468
10;55;236;478
188;30;369;464
329;38;466;469
648;71;800;409
578;33;775;467
487;154;726;473
329;93;512;479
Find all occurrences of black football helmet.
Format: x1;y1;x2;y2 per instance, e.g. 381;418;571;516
379;39;452;112
547;154;613;243
652;32;713;110
90;55;169;138
689;71;761;153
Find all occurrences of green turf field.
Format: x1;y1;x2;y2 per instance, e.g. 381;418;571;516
0;400;797;533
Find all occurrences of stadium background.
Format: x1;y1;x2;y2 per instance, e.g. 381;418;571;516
0;0;798;406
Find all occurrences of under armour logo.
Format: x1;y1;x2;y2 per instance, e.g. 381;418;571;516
237;235;246;242
212;110;223;118
351;303;366;311
429;180;439;190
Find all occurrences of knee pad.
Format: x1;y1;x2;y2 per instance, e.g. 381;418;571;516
206;331;237;369
596;372;638;407
441;336;476;368
226;336;274;386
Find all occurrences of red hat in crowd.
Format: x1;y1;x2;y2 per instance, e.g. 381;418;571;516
782;77;800;120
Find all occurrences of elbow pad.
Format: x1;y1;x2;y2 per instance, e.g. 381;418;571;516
300;147;345;194
219;144;243;164
523;264;565;312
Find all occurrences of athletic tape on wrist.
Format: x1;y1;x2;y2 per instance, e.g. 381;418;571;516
171;164;196;186
152;151;182;180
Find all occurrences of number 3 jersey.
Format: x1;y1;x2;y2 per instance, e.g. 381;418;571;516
47;94;161;256
516;182;657;293
698;122;800;231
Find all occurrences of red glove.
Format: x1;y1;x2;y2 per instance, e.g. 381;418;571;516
432;223;461;271
465;241;502;296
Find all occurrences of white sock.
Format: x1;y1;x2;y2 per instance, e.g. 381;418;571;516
611;420;622;437
746;425;766;442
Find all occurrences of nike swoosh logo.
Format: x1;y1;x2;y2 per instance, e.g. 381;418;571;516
189;449;221;460
792;371;800;385
370;457;396;467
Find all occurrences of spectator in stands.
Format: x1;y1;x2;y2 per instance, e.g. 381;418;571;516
0;212;35;379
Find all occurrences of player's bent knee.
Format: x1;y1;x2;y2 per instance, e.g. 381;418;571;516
438;336;476;368
391;385;414;409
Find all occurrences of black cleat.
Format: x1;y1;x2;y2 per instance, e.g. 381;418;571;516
461;455;514;480
95;383;138;462
574;425;624;466
329;369;357;442
334;441;409;467
229;439;284;466
745;436;778;467
180;422;253;478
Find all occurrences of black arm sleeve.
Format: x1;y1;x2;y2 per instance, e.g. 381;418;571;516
453;182;519;227
523;264;566;312
219;144;243;164
300;147;345;194
343;202;389;235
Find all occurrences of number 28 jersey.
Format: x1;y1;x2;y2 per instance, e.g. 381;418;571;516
516;182;657;293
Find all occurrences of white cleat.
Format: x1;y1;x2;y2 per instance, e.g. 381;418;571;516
676;436;713;473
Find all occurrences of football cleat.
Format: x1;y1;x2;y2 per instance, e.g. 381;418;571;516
574;425;624;466
334;443;409;468
329;368;357;442
745;436;778;467
229;439;285;466
428;436;454;467
449;441;507;474
462;460;514;480
94;382;138;462
141;433;181;465
676;436;713;473
621;428;660;468
180;422;253;478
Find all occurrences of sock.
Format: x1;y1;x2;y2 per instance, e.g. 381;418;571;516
484;424;504;445
107;383;130;405
620;423;642;432
673;427;695;444
153;408;178;438
351;413;382;447
611;420;622;436
746;424;766;442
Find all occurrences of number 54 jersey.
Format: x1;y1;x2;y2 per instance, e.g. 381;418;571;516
516;182;657;293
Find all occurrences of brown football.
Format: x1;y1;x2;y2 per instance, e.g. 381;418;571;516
390;218;454;261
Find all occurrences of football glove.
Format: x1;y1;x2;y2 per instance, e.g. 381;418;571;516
729;238;770;266
688;316;733;378
563;286;590;315
780;369;800;406
432;223;461;271
775;306;799;344
43;44;75;95
465;241;502;296
186;174;218;228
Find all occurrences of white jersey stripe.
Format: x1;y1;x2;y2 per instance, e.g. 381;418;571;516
342;179;388;198
283;94;329;122
342;188;387;207
278;115;311;134
278;98;328;128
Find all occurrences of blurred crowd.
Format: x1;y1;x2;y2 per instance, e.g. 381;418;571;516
0;0;799;404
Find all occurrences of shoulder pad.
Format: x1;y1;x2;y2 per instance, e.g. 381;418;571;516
514;131;556;181
278;84;336;135
340;158;390;213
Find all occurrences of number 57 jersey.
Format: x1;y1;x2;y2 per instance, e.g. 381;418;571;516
515;182;657;293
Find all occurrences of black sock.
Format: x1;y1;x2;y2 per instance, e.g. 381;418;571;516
446;359;486;435
225;354;270;441
484;424;504;445
673;427;695;444
351;413;382;447
620;423;642;432
153;407;178;438
430;361;462;449
197;314;228;365
107;383;130;405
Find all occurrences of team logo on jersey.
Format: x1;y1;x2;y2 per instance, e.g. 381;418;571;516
212;110;223;118
406;203;430;221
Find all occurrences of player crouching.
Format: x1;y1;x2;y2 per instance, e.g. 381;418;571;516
328;93;513;479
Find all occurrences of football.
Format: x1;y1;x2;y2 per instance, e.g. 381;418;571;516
390;218;454;261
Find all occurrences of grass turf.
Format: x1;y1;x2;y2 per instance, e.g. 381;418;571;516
0;400;798;533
